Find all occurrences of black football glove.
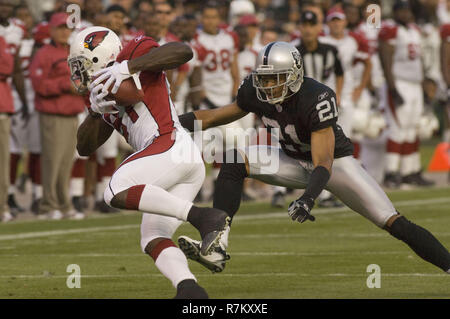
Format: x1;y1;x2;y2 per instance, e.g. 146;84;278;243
288;196;316;223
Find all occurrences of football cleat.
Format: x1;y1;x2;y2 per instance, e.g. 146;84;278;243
173;279;208;299
178;236;230;273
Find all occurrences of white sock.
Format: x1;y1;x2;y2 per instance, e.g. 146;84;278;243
385;152;401;174
220;225;230;249
138;185;193;221
8;185;15;195
154;246;196;288
96;178;110;202
70;178;84;197
32;184;42;199
273;186;286;194
400;153;416;177
411;152;421;173
318;190;332;200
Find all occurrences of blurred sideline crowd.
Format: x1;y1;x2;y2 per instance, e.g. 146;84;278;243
0;0;449;222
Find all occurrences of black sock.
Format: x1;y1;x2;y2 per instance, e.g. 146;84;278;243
389;216;450;272
213;150;248;220
187;206;227;238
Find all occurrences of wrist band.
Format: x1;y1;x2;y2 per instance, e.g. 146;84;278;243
303;166;331;201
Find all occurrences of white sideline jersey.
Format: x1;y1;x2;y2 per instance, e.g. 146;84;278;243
378;20;423;84
320;33;360;101
0;18;25;55
194;29;238;107
238;47;257;81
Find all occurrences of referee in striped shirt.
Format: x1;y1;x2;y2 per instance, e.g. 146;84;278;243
294;10;344;106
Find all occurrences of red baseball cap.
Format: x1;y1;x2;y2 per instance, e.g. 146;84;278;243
326;7;346;22
238;14;259;26
49;12;69;28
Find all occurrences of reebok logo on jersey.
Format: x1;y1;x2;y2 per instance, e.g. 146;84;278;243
84;31;109;51
318;91;329;101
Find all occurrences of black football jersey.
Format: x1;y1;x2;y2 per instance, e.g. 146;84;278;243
236;76;354;161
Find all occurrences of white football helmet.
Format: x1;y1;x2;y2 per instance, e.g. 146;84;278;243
418;112;439;140
253;42;304;104
68;26;122;93
229;0;255;26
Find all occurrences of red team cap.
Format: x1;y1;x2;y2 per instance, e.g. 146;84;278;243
49;12;69;28
238;14;259;26
326;7;346;22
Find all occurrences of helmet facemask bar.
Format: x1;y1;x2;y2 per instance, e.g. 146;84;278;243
68;56;93;94
252;69;298;104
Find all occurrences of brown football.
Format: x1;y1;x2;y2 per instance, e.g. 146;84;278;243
96;77;145;106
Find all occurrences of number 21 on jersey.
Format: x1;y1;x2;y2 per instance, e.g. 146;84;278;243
316;97;338;122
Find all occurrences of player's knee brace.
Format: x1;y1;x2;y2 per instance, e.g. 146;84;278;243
389;216;450;272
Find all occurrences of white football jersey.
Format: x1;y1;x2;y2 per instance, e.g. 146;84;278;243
421;23;442;84
238;47;257;81
0;18;24;55
356;21;385;89
194;29;238;107
101;36;182;152
378;20;423;83
320;33;359;102
175;41;201;108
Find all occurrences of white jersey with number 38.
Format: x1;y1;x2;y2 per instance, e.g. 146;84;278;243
194;29;238;107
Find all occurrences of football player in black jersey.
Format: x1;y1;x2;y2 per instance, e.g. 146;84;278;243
177;42;450;275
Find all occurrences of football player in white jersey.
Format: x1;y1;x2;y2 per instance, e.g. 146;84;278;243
0;0;29;220
319;7;372;208
8;3;43;215
379;0;433;188
320;7;372;139
194;2;241;190
71;26;229;298
169;14;204;114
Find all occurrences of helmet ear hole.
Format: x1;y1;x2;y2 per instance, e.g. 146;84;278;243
93;57;99;63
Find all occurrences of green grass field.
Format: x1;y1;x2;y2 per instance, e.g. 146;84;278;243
0;186;449;299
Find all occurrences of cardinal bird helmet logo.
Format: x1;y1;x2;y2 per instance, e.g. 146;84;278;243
84;31;109;51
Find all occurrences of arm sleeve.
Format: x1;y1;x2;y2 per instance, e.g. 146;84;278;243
29;49;72;97
116;36;160;62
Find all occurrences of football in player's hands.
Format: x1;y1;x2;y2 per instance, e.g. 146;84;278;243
92;77;144;106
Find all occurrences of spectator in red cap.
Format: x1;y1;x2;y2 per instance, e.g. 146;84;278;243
29;12;85;220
